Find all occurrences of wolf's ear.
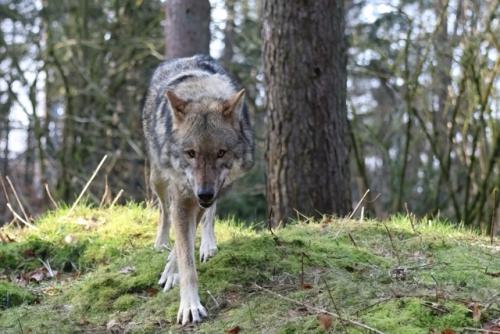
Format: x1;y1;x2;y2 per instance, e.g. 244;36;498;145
165;90;188;122
222;89;245;119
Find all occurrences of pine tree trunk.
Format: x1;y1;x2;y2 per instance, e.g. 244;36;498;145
221;0;235;66
165;0;211;59
263;0;351;225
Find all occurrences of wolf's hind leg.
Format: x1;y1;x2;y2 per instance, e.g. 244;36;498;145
159;249;179;290
200;202;217;262
151;172;170;250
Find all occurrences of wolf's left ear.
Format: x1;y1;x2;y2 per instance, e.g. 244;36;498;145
222;89;245;119
165;90;188;122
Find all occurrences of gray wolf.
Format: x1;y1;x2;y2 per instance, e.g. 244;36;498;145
142;55;254;324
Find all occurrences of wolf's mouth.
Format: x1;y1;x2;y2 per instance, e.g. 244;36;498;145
198;200;214;209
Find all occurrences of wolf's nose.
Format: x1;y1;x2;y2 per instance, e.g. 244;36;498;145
197;191;214;203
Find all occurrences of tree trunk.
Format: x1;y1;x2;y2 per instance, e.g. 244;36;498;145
221;0;235;66
165;0;211;59
263;0;351;225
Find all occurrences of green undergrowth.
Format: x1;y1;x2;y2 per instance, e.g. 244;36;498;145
0;205;498;333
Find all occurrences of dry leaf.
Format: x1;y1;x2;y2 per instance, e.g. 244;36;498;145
118;266;135;274
317;313;333;331
483;318;500;332
0;232;14;243
30;270;46;282
485;271;500;278
106;319;124;334
23;249;35;258
145;287;159;297
301;283;313;289
225;325;241;334
441;329;455;334
468;302;481;322
64;234;76;244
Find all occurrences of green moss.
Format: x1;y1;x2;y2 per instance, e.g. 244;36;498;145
360;298;473;333
113;294;140;310
0;282;35;309
0;205;498;333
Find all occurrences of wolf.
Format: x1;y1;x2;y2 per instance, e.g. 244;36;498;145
142;55;254;324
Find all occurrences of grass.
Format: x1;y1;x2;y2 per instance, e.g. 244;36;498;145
0;204;498;333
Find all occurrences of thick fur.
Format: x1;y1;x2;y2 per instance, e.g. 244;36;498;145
143;55;254;324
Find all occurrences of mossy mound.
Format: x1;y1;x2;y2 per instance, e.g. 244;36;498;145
0;282;35;309
0;205;498;333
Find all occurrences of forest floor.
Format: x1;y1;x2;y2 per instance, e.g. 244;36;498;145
0;204;499;333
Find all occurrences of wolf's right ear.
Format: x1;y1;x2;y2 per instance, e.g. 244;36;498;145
222;89;245;119
165;90;188;123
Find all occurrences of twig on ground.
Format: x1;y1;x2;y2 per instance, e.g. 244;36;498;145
99;175;110;207
267;208;281;245
294;209;314;224
69;155;108;213
321;277;349;333
38;258;56;277
348;233;358;247
44;183;59;209
110;189;124;207
349;189;370;219
6;176;30;223
253;284;386;334
206;290;220;309
405;202;419;234
461;328;500;334
0;176;11;202
6;203;38;229
382;222;400;265
430;274;440;303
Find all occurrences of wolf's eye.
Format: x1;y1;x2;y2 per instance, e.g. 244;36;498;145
217;149;227;158
185;150;196;158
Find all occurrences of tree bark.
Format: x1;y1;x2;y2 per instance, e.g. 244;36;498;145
221;0;235;66
165;0;211;59
263;0;351;225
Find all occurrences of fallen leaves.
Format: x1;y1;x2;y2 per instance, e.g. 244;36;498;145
118;266;135;275
225;325;241;334
64;234;77;244
0;231;15;243
483;318;500;332
75;216;105;230
27;265;58;283
301;282;313;289
390;266;408;281
440;329;455;334
106;319;124;334
145;287;159;297
422;301;449;315
317;313;333;331
484;270;500;278
468;302;482;322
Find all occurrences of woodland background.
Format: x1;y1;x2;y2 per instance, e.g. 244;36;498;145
0;0;498;231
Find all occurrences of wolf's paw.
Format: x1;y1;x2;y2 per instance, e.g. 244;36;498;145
159;254;178;291
177;293;207;325
199;240;217;262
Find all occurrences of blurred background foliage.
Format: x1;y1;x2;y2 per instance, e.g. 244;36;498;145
0;0;498;230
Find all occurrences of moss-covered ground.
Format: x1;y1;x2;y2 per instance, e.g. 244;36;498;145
0;204;498;333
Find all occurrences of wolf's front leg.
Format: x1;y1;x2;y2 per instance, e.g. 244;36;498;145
151;172;170;250
200;202;217;262
171;199;207;324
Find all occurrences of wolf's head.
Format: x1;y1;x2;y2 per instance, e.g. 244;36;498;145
166;89;246;208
